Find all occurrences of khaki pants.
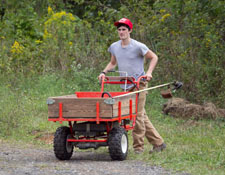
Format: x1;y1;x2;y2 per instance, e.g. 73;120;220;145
130;81;164;151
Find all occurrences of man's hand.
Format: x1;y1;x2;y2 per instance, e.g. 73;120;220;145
98;72;106;83
145;73;153;81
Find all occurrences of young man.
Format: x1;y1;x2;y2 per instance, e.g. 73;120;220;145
98;18;166;154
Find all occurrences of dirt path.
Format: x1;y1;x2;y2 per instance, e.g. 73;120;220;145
0;141;187;175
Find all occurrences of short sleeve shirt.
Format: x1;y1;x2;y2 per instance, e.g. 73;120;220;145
108;39;149;88
108;39;149;89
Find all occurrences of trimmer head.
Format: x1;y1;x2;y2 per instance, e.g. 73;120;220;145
161;81;183;98
161;89;173;98
172;81;183;91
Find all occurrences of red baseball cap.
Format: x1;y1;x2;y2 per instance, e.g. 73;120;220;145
114;18;133;29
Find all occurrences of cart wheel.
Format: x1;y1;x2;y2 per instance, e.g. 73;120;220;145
54;126;73;160
108;127;128;161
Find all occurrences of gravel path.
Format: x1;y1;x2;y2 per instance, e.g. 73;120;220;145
0;141;187;175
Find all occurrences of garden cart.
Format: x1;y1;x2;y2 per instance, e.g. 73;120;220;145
47;75;182;161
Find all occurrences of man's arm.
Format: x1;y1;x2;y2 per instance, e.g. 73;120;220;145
98;54;117;80
144;50;158;81
103;54;117;73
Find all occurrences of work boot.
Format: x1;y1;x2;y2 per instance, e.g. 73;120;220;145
149;143;166;154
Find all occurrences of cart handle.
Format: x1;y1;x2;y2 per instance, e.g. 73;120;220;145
100;75;106;92
137;75;147;88
100;75;148;92
100;75;136;92
101;91;112;98
120;78;139;91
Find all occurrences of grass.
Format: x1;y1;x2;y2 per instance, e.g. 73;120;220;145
127;90;225;175
0;73;224;175
128;115;225;174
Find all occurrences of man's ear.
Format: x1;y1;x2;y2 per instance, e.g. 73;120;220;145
129;29;132;33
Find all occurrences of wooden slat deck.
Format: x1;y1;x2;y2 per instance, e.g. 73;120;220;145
48;94;136;119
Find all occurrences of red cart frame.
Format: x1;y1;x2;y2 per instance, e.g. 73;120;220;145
47;75;146;160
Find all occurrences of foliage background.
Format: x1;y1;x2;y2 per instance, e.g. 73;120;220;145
0;0;224;107
0;1;225;174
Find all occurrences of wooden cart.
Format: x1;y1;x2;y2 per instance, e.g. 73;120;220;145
47;76;143;161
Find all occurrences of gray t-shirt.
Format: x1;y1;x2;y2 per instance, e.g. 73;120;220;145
108;39;149;89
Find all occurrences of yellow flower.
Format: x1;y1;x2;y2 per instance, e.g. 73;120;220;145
11;41;24;54
48;6;53;15
43;29;52;39
160;9;166;13
69;42;73;46
44;10;76;41
35;40;43;44
45;11;76;26
69;13;76;21
205;39;211;48
161;13;171;22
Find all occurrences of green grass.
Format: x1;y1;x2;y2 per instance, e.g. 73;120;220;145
127;114;225;174
0;74;224;175
126;90;225;175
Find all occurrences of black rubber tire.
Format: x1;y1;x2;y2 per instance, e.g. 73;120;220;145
108;127;128;161
54;126;73;160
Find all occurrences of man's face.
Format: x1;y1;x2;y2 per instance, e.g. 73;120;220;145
117;26;131;40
